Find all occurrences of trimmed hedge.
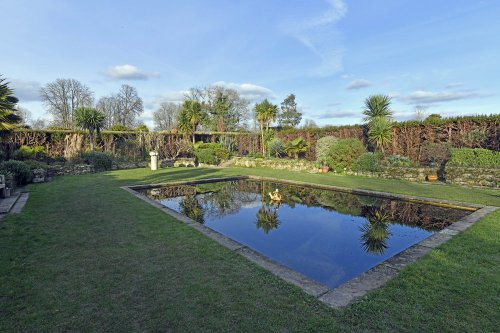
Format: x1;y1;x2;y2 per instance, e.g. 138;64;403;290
447;148;500;168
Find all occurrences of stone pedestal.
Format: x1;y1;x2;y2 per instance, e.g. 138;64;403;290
149;151;159;171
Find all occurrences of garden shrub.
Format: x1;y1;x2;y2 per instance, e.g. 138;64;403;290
194;148;218;165
387;154;410;167
218;135;238;154
285;137;308;159
79;151;114;171
23;160;48;171
267;138;285;158
12;145;46;160
315;136;339;163
194;142;230;165
447;148;500;168
324;138;366;172
353;152;382;172
421;142;451;166
0;160;32;185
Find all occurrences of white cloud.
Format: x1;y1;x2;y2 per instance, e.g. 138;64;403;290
444;82;464;89
284;0;347;76
9;79;41;102
399;90;490;104
212;81;275;101
346;79;372;90
105;64;159;80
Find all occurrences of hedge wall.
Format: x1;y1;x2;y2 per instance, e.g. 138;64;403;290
1;115;498;162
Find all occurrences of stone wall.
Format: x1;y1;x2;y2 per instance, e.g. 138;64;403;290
346;167;440;183
231;157;319;173
445;166;499;188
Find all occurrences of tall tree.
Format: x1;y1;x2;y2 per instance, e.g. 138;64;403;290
14;106;32;127
278;94;302;128
254;99;278;154
116;84;143;127
96;95;121;129
177;100;206;143
363;94;394;154
73;107;105;150
205;86;249;132
153;102;180;131
183;85;249;132
39;78;94;128
0;76;22;131
367;116;393;154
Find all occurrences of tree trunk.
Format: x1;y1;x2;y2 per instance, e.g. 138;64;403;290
260;123;265;155
89;131;94;150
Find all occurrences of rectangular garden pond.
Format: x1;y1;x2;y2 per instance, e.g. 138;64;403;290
137;178;473;290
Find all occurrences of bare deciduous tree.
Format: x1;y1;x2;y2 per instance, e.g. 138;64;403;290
116;84;143;127
31;118;46;130
96;95;121;128
153;102;180;131
14;106;32;126
39;78;94;128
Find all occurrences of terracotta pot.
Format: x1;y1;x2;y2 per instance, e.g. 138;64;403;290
171;128;178;134
427;175;438;182
321;166;330;173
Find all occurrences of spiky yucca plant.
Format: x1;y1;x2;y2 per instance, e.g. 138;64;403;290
0;76;22;131
368;116;393;153
363;94;393;122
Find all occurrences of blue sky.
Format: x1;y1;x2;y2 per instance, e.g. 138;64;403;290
2;0;499;127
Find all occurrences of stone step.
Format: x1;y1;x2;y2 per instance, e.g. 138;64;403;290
0;190;22;214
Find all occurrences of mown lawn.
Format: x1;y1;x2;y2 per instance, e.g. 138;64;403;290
1;167;499;332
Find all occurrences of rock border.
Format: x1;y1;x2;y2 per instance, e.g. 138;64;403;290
122;176;498;308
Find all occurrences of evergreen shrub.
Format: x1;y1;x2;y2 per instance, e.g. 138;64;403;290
325;138;366;172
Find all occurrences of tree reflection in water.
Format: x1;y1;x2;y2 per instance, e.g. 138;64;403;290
359;209;391;254
256;201;281;234
179;195;205;223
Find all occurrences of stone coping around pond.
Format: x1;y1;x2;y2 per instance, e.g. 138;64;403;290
122;176;498;309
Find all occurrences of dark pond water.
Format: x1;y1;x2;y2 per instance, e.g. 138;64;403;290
140;179;471;289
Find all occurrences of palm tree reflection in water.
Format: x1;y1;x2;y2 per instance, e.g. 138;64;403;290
256;185;281;234
359;209;391;254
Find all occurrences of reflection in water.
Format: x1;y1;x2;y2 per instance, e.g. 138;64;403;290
359;209;391;254
141;179;471;289
142;179;470;255
180;195;205;223
256;199;281;234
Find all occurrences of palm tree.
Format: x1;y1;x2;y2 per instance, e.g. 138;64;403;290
368;116;393;154
363;94;393;122
0;76;22;131
254;99;277;154
177;100;205;143
74;107;105;150
363;95;394;154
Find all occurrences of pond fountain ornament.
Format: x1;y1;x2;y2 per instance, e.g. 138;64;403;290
269;189;282;202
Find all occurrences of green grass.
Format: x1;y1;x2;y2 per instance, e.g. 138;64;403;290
1;167;499;332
